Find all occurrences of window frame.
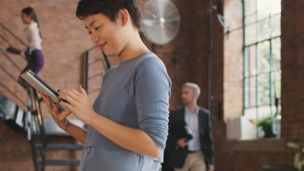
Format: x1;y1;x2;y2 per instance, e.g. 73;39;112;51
242;0;281;119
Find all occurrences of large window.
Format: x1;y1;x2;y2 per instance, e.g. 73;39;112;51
243;0;281;124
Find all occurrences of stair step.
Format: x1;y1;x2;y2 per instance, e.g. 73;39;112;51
33;118;68;136
35;144;83;150
38;159;80;166
2;120;25;132
32;118;85;136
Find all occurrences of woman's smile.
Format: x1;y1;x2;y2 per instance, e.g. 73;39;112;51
98;42;107;50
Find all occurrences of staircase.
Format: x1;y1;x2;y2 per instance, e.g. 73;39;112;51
0;21;84;171
34;143;83;167
0;92;27;132
0;89;83;170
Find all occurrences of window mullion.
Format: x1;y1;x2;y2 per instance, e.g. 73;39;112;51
269;13;274;112
242;0;247;115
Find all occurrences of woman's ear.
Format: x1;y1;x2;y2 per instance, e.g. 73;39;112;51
117;9;129;27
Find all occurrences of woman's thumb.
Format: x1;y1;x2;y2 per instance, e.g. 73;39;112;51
79;85;86;94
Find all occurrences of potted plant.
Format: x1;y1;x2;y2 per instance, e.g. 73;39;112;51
255;116;276;138
250;116;277;138
287;142;304;171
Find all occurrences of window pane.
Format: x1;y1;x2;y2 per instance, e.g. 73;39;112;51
271;14;281;37
258;105;272;118
245;23;257;45
257;0;271;20
245;45;257;77
257;41;270;73
272;71;281;100
272;38;281;71
244;107;257;117
258;74;270;105
245;0;257;24
257;19;271;41
245;0;256;17
245;13;257;25
271;0;281;14
245;77;257;108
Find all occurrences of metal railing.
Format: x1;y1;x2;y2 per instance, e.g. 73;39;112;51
0;21;47;171
0;22;26;108
30;89;47;171
0;22;28;46
81;46;111;95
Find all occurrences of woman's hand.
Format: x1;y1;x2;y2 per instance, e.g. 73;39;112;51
40;92;71;130
6;46;21;55
58;85;95;124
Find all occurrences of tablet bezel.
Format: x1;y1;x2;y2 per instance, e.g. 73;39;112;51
20;70;68;111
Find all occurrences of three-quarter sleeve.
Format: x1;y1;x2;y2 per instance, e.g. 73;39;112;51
134;57;171;151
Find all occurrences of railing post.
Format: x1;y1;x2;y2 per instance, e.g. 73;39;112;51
83;51;89;92
102;52;111;70
29;88;47;171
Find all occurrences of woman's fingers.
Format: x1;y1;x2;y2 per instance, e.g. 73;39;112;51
58;93;77;106
40;93;56;111
40;92;49;104
48;103;69;121
71;88;83;97
40;92;61;117
51;102;59;113
59;88;81;102
57;111;71;121
41;94;54;110
39;92;71;128
58;102;75;116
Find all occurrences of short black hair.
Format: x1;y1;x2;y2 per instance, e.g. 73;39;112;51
76;0;141;29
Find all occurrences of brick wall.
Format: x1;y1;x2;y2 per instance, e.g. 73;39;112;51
280;0;304;141
143;0;224;110
223;0;243;121
0;123;33;170
214;0;304;170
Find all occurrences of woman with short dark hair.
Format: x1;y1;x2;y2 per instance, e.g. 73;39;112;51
41;0;171;170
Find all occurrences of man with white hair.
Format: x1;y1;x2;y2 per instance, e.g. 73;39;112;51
165;82;214;171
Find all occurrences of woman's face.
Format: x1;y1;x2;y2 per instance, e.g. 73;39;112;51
84;13;126;57
21;13;31;24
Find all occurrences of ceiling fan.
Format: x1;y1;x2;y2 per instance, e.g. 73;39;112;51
141;0;181;45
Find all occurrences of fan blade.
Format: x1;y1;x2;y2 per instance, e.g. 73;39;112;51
155;0;167;18
141;0;180;45
142;19;159;27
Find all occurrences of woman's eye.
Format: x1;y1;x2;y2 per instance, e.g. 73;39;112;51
95;26;101;31
87;25;101;34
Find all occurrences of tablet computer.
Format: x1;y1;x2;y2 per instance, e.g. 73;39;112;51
20;70;69;111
